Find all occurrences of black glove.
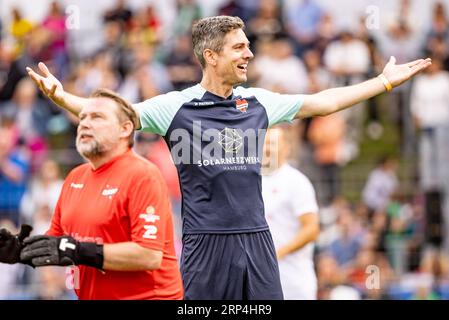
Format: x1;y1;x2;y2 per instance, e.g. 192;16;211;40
0;224;33;264
20;235;104;269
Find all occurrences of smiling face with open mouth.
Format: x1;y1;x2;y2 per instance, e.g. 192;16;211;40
215;28;254;87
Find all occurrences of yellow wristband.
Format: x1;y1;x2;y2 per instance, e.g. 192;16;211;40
378;74;393;92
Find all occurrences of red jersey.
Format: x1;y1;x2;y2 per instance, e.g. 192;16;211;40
47;150;183;300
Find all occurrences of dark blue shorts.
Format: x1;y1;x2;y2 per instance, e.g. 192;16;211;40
180;230;284;300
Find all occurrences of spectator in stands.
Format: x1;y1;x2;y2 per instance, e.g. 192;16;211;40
103;0;133;27
349;246;393;299
379;1;422;155
0;219;23;299
0;121;30;227
384;192;415;275
20;159;63;227
165;33;202;90
426;2;449;41
303;49;330;94
420;249;449;298
119;43;172;102
425;35;449;72
314;13;337;54
1;78;51;170
300;48;330;157
9;7;34;57
410;57;449;191
315;253;345;299
316;196;350;250
384;0;420;37
0;42;13;95
41;1;68;79
99;21;131;80
253;35;308;94
127;5;162;46
327;208;365;267
174;0;202;36
308;112;346;205
218;0;255;23
325;30;370;78
0;29;47;102
285;0;324;56
323;31;370;160
323;31;370;86
246;0;285;43
362;156;399;215
355;17;385;139
33;265;74;300
74;52;119;96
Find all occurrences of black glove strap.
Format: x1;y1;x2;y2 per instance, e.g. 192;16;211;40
78;242;104;269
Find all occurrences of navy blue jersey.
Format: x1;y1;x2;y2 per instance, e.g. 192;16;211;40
135;84;304;234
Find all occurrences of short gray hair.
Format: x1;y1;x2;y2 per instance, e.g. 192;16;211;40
192;16;245;68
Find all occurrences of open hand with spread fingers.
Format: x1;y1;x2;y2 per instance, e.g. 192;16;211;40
381;56;432;89
26;62;66;106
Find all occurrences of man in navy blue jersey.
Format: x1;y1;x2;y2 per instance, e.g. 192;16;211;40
27;16;431;299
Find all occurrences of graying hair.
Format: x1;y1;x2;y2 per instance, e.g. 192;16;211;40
192;16;245;68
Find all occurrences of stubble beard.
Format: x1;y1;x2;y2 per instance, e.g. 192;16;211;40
76;136;106;160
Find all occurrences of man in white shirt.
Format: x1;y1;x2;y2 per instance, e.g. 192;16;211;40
253;36;309;94
410;58;449;190
262;126;320;299
362;156;399;213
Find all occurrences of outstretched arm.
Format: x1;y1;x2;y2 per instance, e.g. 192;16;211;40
26;62;142;129
296;56;432;119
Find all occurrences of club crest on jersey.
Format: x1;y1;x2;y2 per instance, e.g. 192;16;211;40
235;99;248;113
102;185;118;199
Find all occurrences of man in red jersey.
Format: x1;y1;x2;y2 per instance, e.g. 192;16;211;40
0;89;183;300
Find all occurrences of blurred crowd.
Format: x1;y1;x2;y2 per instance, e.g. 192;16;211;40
1;0;449;300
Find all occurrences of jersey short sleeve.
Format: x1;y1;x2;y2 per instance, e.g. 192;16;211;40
235;87;305;127
133;93;180;136
126;174;172;252
133;85;206;136
290;172;319;217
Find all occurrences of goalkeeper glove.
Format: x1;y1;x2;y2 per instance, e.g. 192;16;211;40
20;235;104;269
0;224;33;264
